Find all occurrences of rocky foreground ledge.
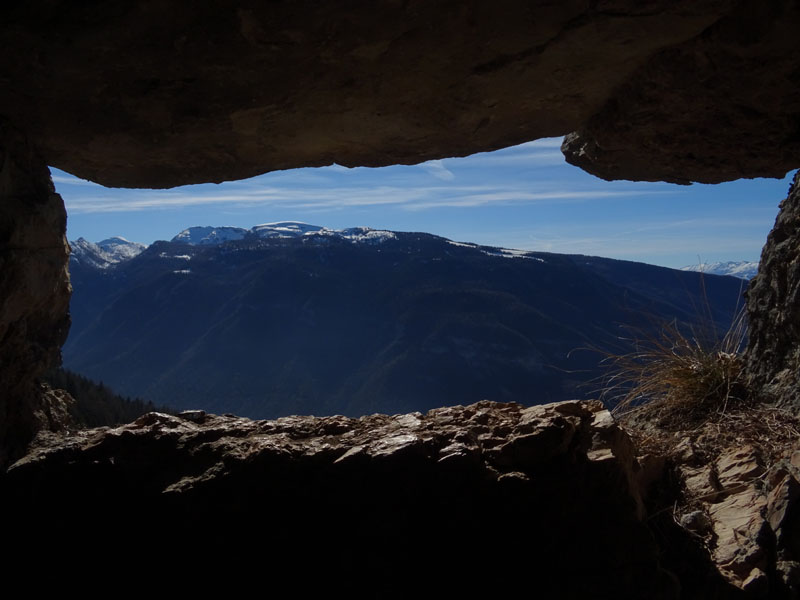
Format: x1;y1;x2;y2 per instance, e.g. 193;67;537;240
2;399;771;597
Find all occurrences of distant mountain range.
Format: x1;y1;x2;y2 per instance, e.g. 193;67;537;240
680;261;759;279
65;222;748;419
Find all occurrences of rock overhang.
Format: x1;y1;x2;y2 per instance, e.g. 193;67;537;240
2;0;798;189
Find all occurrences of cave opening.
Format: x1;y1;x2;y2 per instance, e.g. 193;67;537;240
50;139;794;421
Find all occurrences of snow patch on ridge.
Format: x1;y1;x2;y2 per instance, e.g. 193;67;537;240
447;240;544;262
681;261;759;280
446;240;478;249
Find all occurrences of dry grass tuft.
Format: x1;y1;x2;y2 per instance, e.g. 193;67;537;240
596;304;800;468
598;306;748;429
595;295;800;560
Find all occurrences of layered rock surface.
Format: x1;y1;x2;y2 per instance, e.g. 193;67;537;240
676;444;790;595
4;400;679;597
663;436;800;598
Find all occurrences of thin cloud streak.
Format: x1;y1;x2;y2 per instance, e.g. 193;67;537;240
404;190;673;210
65;183;673;214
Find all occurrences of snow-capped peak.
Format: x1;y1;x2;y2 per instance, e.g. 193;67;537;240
96;237;146;262
251;221;326;238
171;226;248;245
680;261;759;280
70;237;145;269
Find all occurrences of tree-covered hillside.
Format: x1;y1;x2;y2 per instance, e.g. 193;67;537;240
41;367;171;427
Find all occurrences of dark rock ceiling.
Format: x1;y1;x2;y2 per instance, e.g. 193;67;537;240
2;0;798;189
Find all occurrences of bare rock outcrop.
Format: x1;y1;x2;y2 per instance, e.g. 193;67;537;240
0;120;73;467
640;419;800;599
4;400;678;597
2;1;798;188
746;173;800;409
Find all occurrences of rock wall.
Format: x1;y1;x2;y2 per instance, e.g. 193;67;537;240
0;119;72;467
746;173;800;407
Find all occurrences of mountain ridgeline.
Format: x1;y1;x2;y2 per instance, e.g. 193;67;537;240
65;223;748;419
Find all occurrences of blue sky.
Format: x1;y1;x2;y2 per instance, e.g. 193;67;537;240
53;137;795;269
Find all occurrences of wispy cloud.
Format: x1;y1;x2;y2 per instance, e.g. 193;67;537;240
403;189;672;210
419;160;455;181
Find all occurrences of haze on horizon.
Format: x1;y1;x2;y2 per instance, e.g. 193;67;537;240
53;137;796;270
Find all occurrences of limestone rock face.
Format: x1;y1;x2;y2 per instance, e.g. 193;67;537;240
0;120;72;467
2;0;798;188
746;173;800;408
4;400;677;597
